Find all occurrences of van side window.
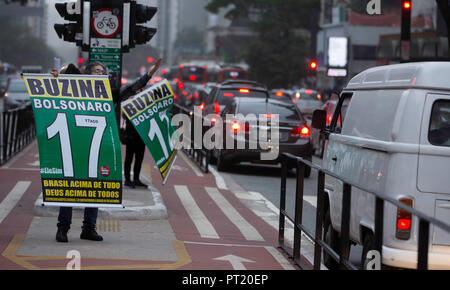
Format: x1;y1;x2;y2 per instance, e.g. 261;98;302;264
330;93;352;134
429;100;450;147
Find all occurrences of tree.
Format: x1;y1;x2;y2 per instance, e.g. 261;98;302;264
0;17;58;70
436;0;450;57
205;0;320;88
174;27;204;55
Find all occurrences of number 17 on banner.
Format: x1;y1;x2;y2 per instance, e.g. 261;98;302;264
121;80;177;184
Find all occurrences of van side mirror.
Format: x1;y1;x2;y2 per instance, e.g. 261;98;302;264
312;109;326;130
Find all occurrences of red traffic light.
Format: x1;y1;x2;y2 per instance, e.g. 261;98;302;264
147;57;154;63
403;1;411;9
309;61;318;70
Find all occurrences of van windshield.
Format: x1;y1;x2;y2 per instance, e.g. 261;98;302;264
429;100;450;146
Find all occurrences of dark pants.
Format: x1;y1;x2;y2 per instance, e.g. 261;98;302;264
57;207;98;229
124;137;145;182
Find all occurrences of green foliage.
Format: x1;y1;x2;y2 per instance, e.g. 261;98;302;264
205;0;319;88
174;27;204;54
0;17;59;70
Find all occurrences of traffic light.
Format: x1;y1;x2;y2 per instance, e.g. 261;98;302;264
309;60;318;71
401;0;411;41
129;2;157;49
54;1;82;45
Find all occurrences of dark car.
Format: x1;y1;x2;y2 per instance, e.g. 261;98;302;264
200;80;268;126
4;78;30;109
268;89;294;103
292;88;323;123
211;97;313;177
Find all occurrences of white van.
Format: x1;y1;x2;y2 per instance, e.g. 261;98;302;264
314;62;450;270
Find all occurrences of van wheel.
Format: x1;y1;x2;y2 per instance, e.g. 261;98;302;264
323;210;340;270
216;150;229;172
361;231;375;270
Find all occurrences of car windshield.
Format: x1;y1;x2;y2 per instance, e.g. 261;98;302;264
238;101;302;121
8;80;27;92
217;89;268;107
429;100;450;146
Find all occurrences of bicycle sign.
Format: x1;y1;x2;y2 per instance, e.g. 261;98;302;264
91;8;121;38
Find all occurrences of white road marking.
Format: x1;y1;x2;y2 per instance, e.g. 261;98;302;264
208;165;228;190
179;151;203;177
27;160;40;167
264;246;296;270
0;181;31;224
174;185;219;239
205;186;264;241
304;196;317;208
214;254;255;270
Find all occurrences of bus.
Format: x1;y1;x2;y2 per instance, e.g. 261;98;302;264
176;64;208;84
207;65;248;83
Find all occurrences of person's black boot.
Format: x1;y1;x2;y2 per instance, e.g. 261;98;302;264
133;180;147;188
80;226;103;241
56;226;69;243
124;180;135;188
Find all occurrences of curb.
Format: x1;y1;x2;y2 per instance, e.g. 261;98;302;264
33;185;168;220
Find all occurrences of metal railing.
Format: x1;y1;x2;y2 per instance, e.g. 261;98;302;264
171;103;210;173
278;152;450;270
0;103;36;165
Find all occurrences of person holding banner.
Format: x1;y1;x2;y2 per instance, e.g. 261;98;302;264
52;59;162;243
123;87;148;188
119;59;162;188
52;63;105;243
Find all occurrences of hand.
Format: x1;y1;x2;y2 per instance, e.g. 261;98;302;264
50;68;59;78
147;58;162;78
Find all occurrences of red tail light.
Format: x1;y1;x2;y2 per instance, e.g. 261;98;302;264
211;117;217;123
189;75;196;81
232;122;241;132
263;114;275;118
327;115;332;125
193;93;199;98
305;89;313;95
199;104;205;110
239;88;250;93
291;126;310;137
214;102;220;115
276;92;283;97
396;198;413;240
178;82;184;90
300;126;310;136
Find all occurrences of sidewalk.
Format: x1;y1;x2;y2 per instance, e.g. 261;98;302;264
10;173;188;269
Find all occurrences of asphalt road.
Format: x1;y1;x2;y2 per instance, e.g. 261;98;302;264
211;156;364;269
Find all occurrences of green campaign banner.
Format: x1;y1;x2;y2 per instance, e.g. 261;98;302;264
23;74;123;208
121;79;177;184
